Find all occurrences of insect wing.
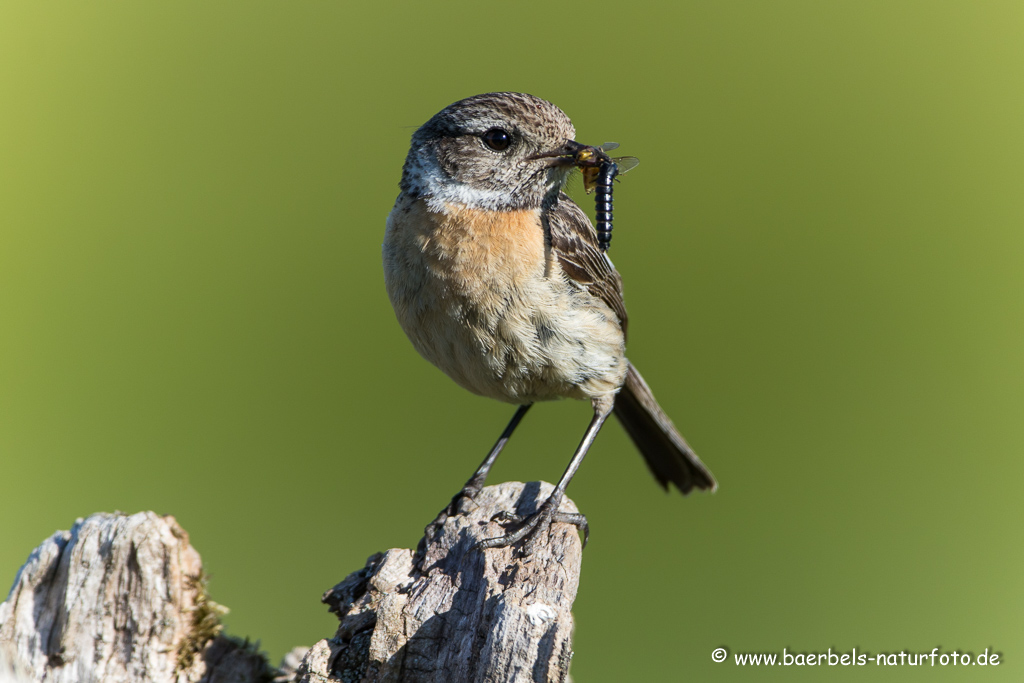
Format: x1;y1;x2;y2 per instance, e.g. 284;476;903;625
611;156;639;175
582;156;638;193
599;142;620;152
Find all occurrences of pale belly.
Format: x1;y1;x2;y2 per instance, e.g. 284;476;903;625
382;198;626;405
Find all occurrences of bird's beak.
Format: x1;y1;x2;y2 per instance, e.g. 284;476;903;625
528;140;607;168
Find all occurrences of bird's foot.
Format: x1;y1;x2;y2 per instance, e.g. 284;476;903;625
477;497;589;551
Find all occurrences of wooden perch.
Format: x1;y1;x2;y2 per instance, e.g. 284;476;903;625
1;482;583;683
300;481;582;683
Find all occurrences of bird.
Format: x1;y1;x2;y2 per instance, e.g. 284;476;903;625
383;92;716;549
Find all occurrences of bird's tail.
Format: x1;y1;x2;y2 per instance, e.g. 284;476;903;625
613;363;717;494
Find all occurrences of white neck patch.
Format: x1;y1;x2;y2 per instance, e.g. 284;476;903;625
403;151;509;213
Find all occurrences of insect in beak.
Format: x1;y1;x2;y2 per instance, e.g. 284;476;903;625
530;140;640;252
576;143;640;252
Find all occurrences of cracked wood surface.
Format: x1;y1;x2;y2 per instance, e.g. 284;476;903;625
1;481;583;683
298;481;582;683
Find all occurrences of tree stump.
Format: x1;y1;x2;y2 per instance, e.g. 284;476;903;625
0;482;583;683
0;512;278;683
299;481;582;683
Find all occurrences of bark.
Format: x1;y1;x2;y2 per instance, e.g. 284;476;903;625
1;482;583;683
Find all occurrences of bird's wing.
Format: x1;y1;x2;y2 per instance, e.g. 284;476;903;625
544;193;629;338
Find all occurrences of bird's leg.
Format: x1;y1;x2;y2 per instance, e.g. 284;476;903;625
478;401;612;552
424;404;532;540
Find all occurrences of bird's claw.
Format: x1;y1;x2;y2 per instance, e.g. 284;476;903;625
552;511;589;548
490;510;523;524
477;504;589;551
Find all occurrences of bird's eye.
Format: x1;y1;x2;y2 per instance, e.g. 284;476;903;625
481;128;512;152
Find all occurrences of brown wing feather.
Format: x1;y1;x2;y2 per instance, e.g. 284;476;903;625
544;194;717;495
543;193;629;338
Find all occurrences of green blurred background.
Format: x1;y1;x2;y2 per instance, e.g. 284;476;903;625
2;1;1022;680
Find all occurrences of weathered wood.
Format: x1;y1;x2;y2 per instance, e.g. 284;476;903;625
0;512;275;683
298;481;582;683
1;481;583;683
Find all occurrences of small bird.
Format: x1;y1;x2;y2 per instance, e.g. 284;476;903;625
383;92;715;549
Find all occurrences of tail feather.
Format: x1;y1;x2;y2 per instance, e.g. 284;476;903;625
613;363;717;494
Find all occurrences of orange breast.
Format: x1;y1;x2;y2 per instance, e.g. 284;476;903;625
405;200;548;285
